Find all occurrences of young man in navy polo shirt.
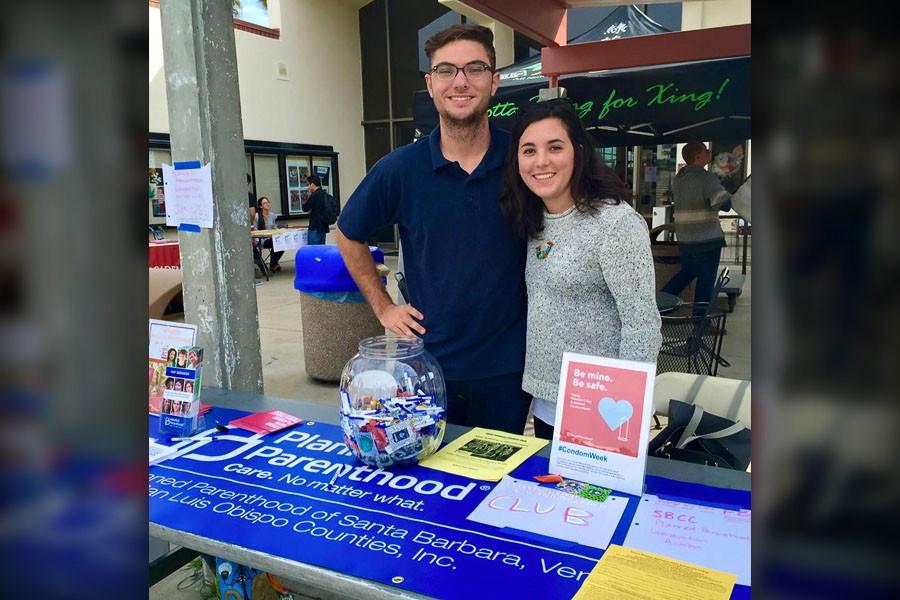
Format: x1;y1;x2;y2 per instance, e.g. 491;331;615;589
336;24;530;434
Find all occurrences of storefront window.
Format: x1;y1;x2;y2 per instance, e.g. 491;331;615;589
654;144;677;205
285;155;311;215
311;157;334;196
148;136;337;225
597;147;616;168
359;0;390;122
148;149;172;224
630;144;677;215
252;154;281;216
391;0;452;119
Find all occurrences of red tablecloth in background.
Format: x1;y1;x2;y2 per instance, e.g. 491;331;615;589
149;240;181;268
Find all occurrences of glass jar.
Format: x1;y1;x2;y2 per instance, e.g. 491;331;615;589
339;336;447;469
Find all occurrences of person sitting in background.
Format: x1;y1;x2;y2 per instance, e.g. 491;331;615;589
255;196;284;272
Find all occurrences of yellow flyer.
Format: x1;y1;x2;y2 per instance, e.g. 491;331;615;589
573;545;736;600
418;427;548;481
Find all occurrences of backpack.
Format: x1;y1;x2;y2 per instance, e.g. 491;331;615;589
322;192;339;225
648;399;751;470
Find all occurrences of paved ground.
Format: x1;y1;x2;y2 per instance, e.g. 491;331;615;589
150;234;751;599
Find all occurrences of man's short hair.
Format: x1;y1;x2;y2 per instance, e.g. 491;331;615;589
306;174;321;187
424;24;496;69
682;141;708;164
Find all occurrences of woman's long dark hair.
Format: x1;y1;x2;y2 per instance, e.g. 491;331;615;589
256;196;269;230
499;99;629;240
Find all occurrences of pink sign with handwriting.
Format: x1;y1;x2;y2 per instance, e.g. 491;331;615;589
623;494;751;585
467;476;628;550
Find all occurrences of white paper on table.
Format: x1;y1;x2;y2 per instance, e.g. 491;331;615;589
622;494;751;585
466;476;628;550
294;230;307;247
161;162;214;228
272;233;286;252
149;438;179;465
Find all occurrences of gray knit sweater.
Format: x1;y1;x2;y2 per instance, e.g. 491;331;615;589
522;201;662;402
671;165;732;245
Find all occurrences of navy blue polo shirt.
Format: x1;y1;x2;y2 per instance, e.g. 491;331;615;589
338;123;526;381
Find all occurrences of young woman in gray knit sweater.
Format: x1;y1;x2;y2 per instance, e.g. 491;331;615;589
499;100;662;440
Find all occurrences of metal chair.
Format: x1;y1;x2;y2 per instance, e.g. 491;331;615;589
650;223;695;303
651;372;752;472
652;372;751;427
657;302;728;376
713;266;730;307
252;241;269;281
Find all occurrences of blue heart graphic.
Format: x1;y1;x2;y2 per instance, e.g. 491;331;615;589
598;396;634;430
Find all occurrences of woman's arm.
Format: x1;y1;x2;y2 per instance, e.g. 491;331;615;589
600;210;663;363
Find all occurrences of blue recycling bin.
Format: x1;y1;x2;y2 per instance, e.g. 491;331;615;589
293;244;386;381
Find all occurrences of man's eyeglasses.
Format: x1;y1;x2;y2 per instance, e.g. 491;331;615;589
430;61;494;81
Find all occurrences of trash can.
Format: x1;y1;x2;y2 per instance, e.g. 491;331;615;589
294;244;386;382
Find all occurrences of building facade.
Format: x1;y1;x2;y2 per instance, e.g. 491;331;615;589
149;0;749;229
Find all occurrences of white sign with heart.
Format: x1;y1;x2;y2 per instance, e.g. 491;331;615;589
549;352;657;497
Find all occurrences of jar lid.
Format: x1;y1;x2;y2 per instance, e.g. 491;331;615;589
359;336;423;359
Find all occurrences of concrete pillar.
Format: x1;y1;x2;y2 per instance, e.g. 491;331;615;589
489;22;515;69
159;0;263;392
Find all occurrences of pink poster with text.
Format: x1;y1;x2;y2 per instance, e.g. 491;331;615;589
558;361;648;458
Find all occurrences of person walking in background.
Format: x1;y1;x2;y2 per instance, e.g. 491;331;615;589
256;196;285;272
336;24;531;434
662;141;732;308
302;175;329;245
500;100;661;440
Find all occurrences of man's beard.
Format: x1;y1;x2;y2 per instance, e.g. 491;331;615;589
438;96;491;130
